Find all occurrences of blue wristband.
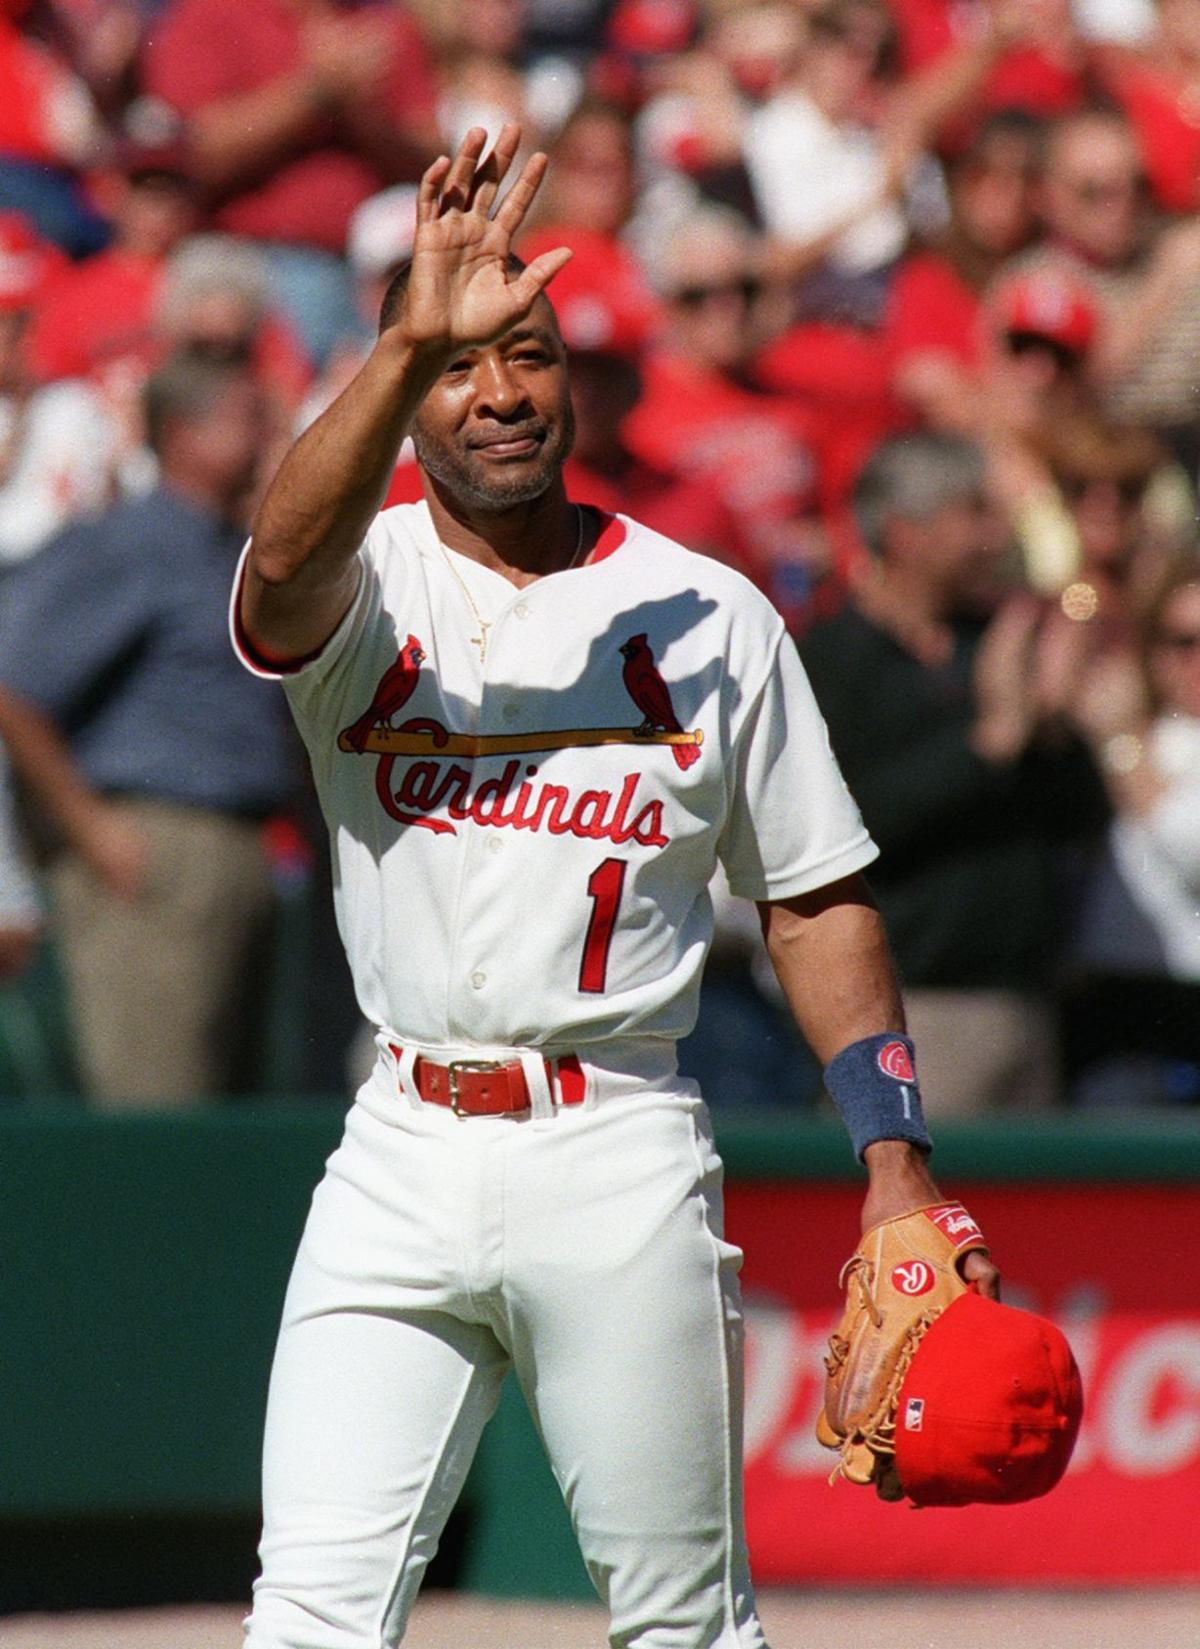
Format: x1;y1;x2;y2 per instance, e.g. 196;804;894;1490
823;1032;933;1163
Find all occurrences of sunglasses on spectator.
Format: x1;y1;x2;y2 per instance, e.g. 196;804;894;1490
1065;176;1142;206
672;278;761;308
1153;629;1200;653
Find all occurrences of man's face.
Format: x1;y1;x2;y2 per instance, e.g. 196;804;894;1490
180;375;267;502
551;113;634;239
1060;472;1147;578
411;300;575;511
120;173;196;260
1041;121;1143;266
955;133;1038;258
665;234;759;375
892;492;1007;615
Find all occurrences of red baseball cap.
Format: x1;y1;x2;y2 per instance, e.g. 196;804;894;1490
893;1290;1083;1508
608;0;698;58
993;270;1098;358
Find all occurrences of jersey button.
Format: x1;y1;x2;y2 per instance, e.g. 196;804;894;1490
514;602;531;620
501;702;519;721
470;970;487;990
486;835;503;854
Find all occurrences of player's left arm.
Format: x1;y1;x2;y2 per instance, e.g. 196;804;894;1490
758;872;1000;1297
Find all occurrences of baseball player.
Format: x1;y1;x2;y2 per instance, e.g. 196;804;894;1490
234;125;999;1649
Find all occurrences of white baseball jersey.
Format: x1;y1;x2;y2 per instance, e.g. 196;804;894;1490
232;501;877;1053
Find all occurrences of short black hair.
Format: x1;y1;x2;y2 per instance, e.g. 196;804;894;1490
379;252;530;336
958;107;1048;173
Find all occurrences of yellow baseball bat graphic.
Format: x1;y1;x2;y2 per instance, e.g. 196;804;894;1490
338;726;704;757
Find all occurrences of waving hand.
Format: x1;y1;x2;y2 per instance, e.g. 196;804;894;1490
397;124;572;356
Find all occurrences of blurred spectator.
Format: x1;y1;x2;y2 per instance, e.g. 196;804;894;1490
157;235;312;428
883;110;1044;431
623;206;826;622
744;1;1043;322
37;0;145;123
889;0;1089;129
299;182;420;432
29;118;199;390
551;252;744;566
523;96;659;326
437;24;528;155
632;2;801;233
0;0;108;253
0;352;295;1105
537;94;636;233
801;432;1107;1115
524;0;622;68
520;97;662;365
1093;0;1200;212
1034;415;1181;616
430;0;582;148
143;0;440;364
979;275;1122;589
1005;104;1200;465
35;223;309;495
745;0;911;320
1063;557;1200;1106
750;9;1057;529
0;211;116;564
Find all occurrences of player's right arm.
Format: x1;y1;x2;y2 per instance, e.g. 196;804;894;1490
240;123;570;664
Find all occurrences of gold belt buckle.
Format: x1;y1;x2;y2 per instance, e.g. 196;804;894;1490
447;1058;507;1117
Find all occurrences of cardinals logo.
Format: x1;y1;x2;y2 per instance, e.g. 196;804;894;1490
340;635;432;753
619;634;701;771
337;629;702;837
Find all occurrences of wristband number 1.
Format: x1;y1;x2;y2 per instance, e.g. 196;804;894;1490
578;857;627;994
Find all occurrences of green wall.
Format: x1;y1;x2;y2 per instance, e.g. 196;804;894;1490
2;1106;1197;1606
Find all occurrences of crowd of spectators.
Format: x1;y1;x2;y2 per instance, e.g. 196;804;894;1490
0;0;1197;1113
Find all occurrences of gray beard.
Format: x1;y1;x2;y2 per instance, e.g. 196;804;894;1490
411;407;575;512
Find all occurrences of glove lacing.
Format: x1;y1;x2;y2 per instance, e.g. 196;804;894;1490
824;1254;942;1484
823;1253;883;1378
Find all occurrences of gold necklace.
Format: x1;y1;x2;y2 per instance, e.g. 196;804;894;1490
439;505;585;661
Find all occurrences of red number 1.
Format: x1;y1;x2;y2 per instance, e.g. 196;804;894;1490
579;858;627;994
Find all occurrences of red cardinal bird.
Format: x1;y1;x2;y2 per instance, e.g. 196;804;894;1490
619;633;700;770
342;634;426;752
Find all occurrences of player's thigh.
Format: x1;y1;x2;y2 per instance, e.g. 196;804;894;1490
248;1303;509;1649
506;1098;764;1648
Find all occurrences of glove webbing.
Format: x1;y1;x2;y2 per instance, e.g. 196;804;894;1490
823;1256;941;1487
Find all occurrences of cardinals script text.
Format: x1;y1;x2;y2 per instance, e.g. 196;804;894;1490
375;757;671;844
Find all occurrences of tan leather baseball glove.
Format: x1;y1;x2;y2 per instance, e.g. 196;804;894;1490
816;1202;989;1498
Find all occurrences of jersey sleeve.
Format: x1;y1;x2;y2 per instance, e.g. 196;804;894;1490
717;630;878;902
229;538;372;688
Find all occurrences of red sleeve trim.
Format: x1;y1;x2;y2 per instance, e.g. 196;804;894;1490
229;547;332;679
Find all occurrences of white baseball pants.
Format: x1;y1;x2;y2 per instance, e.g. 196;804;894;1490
244;1049;769;1649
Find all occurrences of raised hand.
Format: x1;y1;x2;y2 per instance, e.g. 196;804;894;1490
397;124;572;356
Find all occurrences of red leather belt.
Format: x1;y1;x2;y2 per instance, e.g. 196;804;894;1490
390;1047;586;1116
